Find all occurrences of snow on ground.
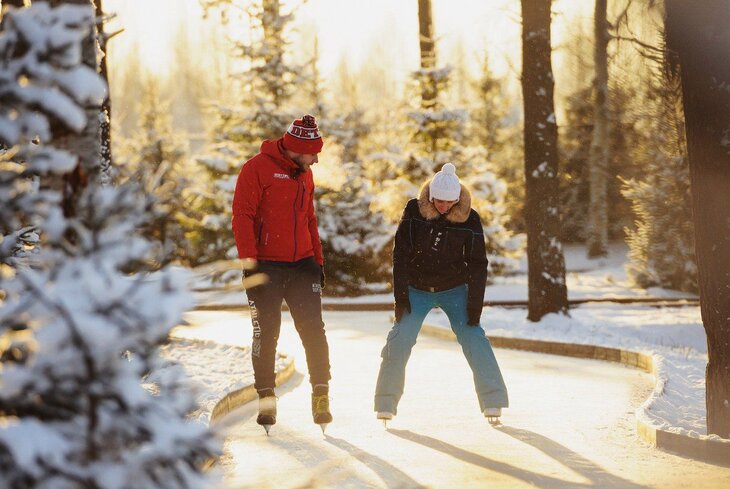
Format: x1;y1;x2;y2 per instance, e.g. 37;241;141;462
158;337;289;423
176;242;715;442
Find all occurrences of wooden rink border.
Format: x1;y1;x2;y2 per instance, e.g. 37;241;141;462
420;323;730;467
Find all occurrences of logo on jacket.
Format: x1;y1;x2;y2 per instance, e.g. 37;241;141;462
312;283;322;294
273;173;290;179
431;231;444;252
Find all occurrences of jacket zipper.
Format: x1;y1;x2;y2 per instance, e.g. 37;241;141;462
293;178;300;261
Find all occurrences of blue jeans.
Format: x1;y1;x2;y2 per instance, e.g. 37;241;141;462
374;285;509;414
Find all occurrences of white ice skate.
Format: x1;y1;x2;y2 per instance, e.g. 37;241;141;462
483;407;502;426
377;411;393;427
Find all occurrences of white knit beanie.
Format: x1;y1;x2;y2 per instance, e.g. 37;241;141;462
429;163;461;202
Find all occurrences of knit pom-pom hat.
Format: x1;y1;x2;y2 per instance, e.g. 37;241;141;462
429;163;461;201
282;114;324;154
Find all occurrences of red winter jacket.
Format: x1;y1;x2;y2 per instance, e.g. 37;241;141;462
232;138;324;265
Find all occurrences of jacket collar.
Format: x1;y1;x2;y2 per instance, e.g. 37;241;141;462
261;138;303;176
417;181;472;223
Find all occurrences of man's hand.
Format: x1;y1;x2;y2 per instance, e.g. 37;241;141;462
467;308;481;327
395;298;411;323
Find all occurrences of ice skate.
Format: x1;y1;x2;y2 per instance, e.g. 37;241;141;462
312;392;332;433
257;393;277;435
483;407;502;426
376;411;393;428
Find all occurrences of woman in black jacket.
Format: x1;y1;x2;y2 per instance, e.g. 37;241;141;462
374;163;509;425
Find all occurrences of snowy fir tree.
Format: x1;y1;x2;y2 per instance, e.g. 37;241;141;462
0;5;218;487
406;65;468;184
467;51;524;234
557;22;643;246
461;148;525;275
621;72;697;293
116;80;195;267
317;158;393;295
190;0;305;272
311;100;394;294
408;64;523;273
365;50;523;275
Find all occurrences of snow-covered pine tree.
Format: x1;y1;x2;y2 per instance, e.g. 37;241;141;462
316;110;394;295
462;147;525;275
467;50;524;236
369;1;522;276
621;68;697;293
0;5;218;487
317;162;393;295
559;37;640;246
558;4;649;249
191;0;303;273
298;41;395;294
117;78;195;267
376;0;468;197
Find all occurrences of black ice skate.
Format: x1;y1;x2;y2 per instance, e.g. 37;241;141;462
312;393;332;434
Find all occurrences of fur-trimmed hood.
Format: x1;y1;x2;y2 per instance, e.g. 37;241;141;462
417;181;472;223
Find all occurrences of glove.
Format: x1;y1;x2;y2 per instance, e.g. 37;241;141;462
320;266;326;290
467;308;481;327
242;267;259;283
394;298;411;323
242;268;259;300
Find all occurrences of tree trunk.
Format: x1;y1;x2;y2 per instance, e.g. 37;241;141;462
1;0;26;26
96;0;113;185
520;0;569;321
262;0;283;108
2;0;26;8
665;0;730;439
50;0;103;217
586;0;609;257
417;0;437;109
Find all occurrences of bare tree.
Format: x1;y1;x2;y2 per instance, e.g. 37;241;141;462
586;0;610;257
665;0;730;439
417;0;437;108
521;0;569;321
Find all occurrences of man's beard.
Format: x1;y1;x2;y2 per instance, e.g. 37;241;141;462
291;155;308;173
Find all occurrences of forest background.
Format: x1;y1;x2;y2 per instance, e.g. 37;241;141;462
104;0;695;296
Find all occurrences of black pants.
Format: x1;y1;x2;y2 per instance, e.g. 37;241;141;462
247;257;331;392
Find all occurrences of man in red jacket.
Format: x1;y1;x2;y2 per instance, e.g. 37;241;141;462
232;115;332;433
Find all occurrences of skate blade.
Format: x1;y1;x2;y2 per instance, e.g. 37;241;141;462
263;424;272;435
318;423;329;434
487;417;502;426
382;419;389;428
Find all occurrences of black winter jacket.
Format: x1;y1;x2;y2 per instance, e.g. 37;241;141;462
393;183;488;320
